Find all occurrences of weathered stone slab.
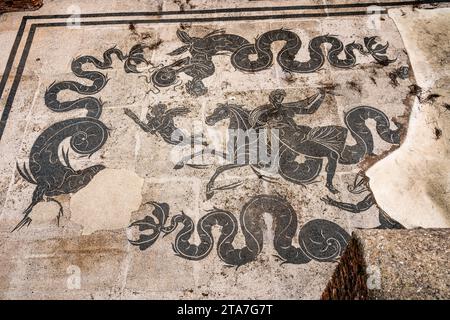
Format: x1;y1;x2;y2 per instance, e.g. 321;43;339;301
322;229;450;300
0;232;128;299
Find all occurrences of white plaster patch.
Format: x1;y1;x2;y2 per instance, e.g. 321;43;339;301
29;201;61;224
70;169;144;235
368;8;450;228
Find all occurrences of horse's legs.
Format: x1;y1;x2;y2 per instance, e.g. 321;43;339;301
206;164;246;199
174;149;228;169
325;151;340;194
249;165;279;183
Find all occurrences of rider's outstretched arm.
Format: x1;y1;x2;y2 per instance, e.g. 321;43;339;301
284;89;326;115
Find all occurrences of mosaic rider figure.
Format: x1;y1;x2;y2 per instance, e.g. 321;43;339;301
248;88;323;129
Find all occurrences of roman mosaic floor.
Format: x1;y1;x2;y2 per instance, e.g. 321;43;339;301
0;0;448;299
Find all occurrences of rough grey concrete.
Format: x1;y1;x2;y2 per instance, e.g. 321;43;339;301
322;229;450;300
0;0;448;299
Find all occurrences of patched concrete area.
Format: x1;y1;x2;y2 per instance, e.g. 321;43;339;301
70;169;144;235
0;0;448;299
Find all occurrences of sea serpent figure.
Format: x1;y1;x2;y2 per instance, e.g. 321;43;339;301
128;195;350;267
150;28;394;95
230;29;367;73
14;44;149;231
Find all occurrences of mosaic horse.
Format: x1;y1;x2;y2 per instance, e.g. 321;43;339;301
176;88;402;199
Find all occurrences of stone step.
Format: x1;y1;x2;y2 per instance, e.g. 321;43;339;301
322;229;450;300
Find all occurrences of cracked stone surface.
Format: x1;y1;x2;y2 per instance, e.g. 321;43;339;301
322;229;450;300
0;0;448;299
